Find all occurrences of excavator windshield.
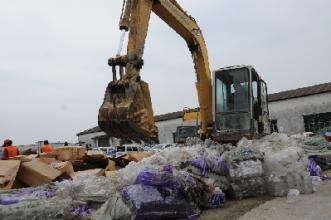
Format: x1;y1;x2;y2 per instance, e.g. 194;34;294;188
214;67;251;131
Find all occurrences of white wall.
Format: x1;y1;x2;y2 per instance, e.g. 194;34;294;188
156;118;182;144
77;132;121;148
77;131;105;148
269;92;331;134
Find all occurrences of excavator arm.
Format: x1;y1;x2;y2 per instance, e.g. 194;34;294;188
98;0;213;143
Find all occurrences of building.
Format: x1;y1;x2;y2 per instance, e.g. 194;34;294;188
77;82;331;145
76;127;120;149
268;82;331;134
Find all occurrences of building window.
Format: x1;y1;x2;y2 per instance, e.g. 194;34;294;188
270;120;278;133
303;112;331;133
98;137;110;147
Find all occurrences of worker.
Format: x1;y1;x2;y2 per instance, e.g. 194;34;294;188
2;139;19;159
41;140;53;153
0;139;7;159
232;82;249;130
233;82;249;111
64;141;68;146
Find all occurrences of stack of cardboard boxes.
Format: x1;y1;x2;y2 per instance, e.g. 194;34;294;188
0;146;154;190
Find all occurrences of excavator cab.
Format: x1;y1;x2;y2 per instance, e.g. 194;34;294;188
212;65;270;142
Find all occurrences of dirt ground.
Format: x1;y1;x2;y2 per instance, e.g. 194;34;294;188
200;181;331;220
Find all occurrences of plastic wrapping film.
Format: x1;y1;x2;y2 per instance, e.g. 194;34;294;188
307;158;322;177
203;187;225;209
122;184;164;209
0;186;73;220
95;166;204;220
238;133;313;196
229;177;266;199
229;160;264;180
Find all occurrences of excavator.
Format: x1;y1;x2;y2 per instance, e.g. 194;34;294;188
98;0;270;144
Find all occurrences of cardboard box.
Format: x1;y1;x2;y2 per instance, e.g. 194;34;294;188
70;169;105;180
39;157;57;164
106;160;116;171
49;161;74;176
11;154;38;162
128;152;153;162
0;160;21;189
39;152;57;158
86;150;105;158
17;159;62;187
56;146;86;161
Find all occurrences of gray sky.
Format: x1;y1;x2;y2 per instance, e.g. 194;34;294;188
1;0;330;144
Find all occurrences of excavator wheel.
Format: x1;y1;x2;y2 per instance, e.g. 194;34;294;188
98;78;158;143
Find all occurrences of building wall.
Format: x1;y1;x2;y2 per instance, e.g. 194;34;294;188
77;132;121;148
77;131;105;148
269;92;331;134
156;118;182;144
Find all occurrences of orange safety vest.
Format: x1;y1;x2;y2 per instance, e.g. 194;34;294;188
41;144;53;153
4;146;19;159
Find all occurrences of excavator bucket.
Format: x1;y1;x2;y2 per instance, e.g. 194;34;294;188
98;78;159;143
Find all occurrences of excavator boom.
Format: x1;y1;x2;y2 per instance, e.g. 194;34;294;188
98;0;213;142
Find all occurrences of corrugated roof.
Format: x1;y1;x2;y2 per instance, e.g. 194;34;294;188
268;81;331;102
77;81;331;135
76;126;102;136
154;110;183;122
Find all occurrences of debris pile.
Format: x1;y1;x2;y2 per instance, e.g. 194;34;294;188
0;133;329;219
238;134;314;196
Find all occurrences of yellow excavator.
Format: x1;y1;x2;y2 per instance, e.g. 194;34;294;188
98;0;270;143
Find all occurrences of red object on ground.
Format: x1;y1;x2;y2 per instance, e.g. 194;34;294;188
325;132;331;142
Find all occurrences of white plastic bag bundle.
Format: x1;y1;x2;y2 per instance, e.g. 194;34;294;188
240;133;313;196
229;160;263;180
287;189;300;203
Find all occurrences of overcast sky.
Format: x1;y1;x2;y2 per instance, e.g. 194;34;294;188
1;0;330;145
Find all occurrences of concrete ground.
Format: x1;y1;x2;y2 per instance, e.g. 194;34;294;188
200;181;331;220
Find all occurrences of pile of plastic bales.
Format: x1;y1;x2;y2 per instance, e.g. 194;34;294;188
94;165;225;219
0;133;323;219
223;147;266;199
238;133;314;196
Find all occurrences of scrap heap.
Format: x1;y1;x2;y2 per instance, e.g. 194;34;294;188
0;133;329;219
